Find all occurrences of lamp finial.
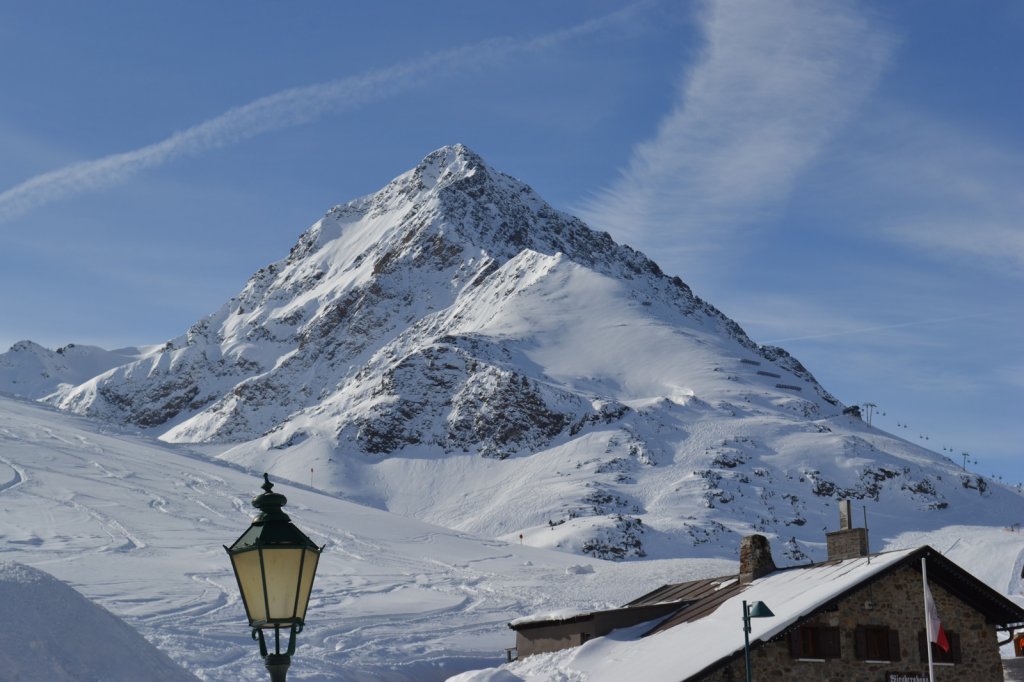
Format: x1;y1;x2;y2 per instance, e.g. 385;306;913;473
252;473;288;520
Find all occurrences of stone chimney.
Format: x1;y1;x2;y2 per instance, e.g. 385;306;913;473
739;534;777;584
826;500;869;561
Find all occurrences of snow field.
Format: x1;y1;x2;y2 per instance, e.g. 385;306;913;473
0;395;735;680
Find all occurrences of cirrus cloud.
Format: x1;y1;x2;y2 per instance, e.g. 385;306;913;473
577;0;894;268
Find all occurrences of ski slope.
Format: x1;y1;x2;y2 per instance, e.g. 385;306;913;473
0;394;736;680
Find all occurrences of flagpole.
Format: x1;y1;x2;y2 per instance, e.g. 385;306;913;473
922;557;935;682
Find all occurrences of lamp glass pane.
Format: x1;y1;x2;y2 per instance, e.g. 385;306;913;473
295;548;320;621
231;550;267;624
261;547;304;621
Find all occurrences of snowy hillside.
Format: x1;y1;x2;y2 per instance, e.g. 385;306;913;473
0;561;197;682
0;394;736;680
4;144;1023;564
1;394;1022;682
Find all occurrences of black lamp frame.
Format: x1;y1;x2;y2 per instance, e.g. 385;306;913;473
226;474;323;682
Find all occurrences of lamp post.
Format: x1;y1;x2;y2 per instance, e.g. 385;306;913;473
742;600;774;682
226;474;324;682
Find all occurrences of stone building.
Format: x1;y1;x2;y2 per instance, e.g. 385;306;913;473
694;545;1020;681
508;504;1024;681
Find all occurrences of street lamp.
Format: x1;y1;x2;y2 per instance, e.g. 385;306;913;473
226;474;324;682
742;600;774;682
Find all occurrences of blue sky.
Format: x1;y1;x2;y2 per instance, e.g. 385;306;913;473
1;1;1021;484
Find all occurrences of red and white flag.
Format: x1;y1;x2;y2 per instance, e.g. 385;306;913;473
924;579;950;652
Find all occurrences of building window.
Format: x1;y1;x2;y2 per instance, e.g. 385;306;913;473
854;625;901;662
917;630;962;664
788;626;841;659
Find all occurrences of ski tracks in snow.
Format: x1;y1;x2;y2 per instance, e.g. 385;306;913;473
0;455;27;494
0;397;709;680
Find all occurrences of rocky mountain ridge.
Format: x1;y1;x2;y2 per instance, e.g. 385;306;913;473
3;145;1017;561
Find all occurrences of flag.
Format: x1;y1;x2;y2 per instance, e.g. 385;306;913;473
924;579;950;653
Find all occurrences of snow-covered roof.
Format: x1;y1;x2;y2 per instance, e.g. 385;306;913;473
509;608;593;628
478;546;1024;682
579;548;917;680
510;573;747;631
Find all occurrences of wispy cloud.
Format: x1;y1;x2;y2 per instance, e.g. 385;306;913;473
998;363;1024;390
723;292;960;350
852;113;1024;277
0;3;645;224
577;0;894;266
763;312;991;345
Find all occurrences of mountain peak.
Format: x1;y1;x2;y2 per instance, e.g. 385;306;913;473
416;143;486;179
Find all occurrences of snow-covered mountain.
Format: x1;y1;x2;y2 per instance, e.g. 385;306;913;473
0;340;149;399
43;145;820;443
4;144;1021;563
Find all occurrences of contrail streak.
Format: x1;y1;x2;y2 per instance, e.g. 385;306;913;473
0;3;646;223
764;313;990;344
